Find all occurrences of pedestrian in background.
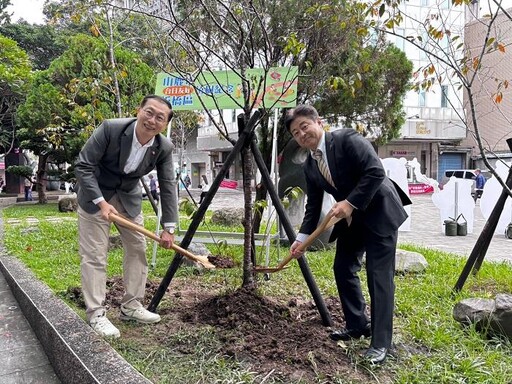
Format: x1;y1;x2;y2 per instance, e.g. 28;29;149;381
286;105;411;365
24;177;33;201
184;173;191;188
149;174;159;203
199;176;210;204
474;168;486;202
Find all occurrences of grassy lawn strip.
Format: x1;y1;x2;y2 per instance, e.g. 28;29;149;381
2;202;512;383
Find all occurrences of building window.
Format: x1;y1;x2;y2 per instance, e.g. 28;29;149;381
419;30;428;60
421;0;429;6
395;28;405;51
418;90;426;107
441;85;448;108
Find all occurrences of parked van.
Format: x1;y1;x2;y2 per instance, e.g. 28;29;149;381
440;169;491;197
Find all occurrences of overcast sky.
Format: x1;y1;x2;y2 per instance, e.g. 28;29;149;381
6;0;45;24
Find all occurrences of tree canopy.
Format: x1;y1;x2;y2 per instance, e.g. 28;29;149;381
165;0;411;147
15;33;155;201
0;34;32;155
315;44;413;145
0;22;67;70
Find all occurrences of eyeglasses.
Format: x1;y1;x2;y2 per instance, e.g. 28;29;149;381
142;108;167;124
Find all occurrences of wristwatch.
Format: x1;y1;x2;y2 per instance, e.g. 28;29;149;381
164;224;176;234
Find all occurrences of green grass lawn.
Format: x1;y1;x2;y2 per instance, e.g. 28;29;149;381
2;202;512;383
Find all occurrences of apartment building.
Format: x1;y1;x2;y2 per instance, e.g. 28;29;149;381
461;6;512;169
194;109;244;188
377;0;467;182
379;1;512;181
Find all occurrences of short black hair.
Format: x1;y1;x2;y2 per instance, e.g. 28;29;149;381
284;104;319;132
140;95;174;121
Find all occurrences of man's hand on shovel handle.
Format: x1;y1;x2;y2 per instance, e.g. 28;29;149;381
330;200;353;226
290;240;304;259
159;230;174;249
99;201;119;221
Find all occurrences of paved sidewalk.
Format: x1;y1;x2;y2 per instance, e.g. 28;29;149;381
0;272;60;383
195;188;512;265
5;189;512;265
398;194;512;264
0;199;152;384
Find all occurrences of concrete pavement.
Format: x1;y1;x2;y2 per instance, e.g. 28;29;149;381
398;193;512;264
0;271;61;383
0;198;154;384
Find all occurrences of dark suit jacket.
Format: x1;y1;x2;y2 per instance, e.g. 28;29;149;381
299;129;411;241
75;118;178;223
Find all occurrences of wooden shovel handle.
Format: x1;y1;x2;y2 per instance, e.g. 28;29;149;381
297;212;341;252
273;212;342;271
109;213;215;269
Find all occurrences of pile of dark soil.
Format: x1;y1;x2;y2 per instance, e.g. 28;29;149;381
186;287;360;382
67;277;393;383
207;254;236;268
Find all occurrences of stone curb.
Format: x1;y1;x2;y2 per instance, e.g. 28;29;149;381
0;215;152;384
0;255;152;384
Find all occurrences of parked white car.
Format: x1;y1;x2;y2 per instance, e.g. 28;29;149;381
440;169;491;197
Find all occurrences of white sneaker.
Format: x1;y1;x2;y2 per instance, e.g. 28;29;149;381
90;314;120;338
120;306;161;324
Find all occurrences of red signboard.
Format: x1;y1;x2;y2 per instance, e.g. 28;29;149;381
408;183;434;194
220;179;238;189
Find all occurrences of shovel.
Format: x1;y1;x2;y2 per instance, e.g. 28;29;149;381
109;213;215;269
254;212;344;273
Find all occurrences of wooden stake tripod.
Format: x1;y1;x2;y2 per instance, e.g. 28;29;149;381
147;110;333;326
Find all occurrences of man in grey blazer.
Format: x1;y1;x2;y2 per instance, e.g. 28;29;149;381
286;105;411;364
75;95;178;338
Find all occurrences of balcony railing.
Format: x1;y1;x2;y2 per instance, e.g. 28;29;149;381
197;121;238;137
401;107;466;140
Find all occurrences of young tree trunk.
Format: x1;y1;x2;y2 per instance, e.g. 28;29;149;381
241;146;256;288
241;115;256;289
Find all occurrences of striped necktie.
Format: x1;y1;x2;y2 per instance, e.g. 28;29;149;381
313;149;336;188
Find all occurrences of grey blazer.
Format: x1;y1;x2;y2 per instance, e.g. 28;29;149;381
75;118;178;224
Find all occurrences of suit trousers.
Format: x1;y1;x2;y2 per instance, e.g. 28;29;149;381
78;194;148;321
333;225;397;349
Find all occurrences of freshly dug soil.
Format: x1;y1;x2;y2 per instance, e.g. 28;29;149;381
67;276;395;383
207;254;236;268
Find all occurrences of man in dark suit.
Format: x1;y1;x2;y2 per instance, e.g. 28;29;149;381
286;105;411;364
75;95;178;338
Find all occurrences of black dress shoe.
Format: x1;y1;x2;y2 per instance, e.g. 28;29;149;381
329;324;371;341
363;347;388;364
